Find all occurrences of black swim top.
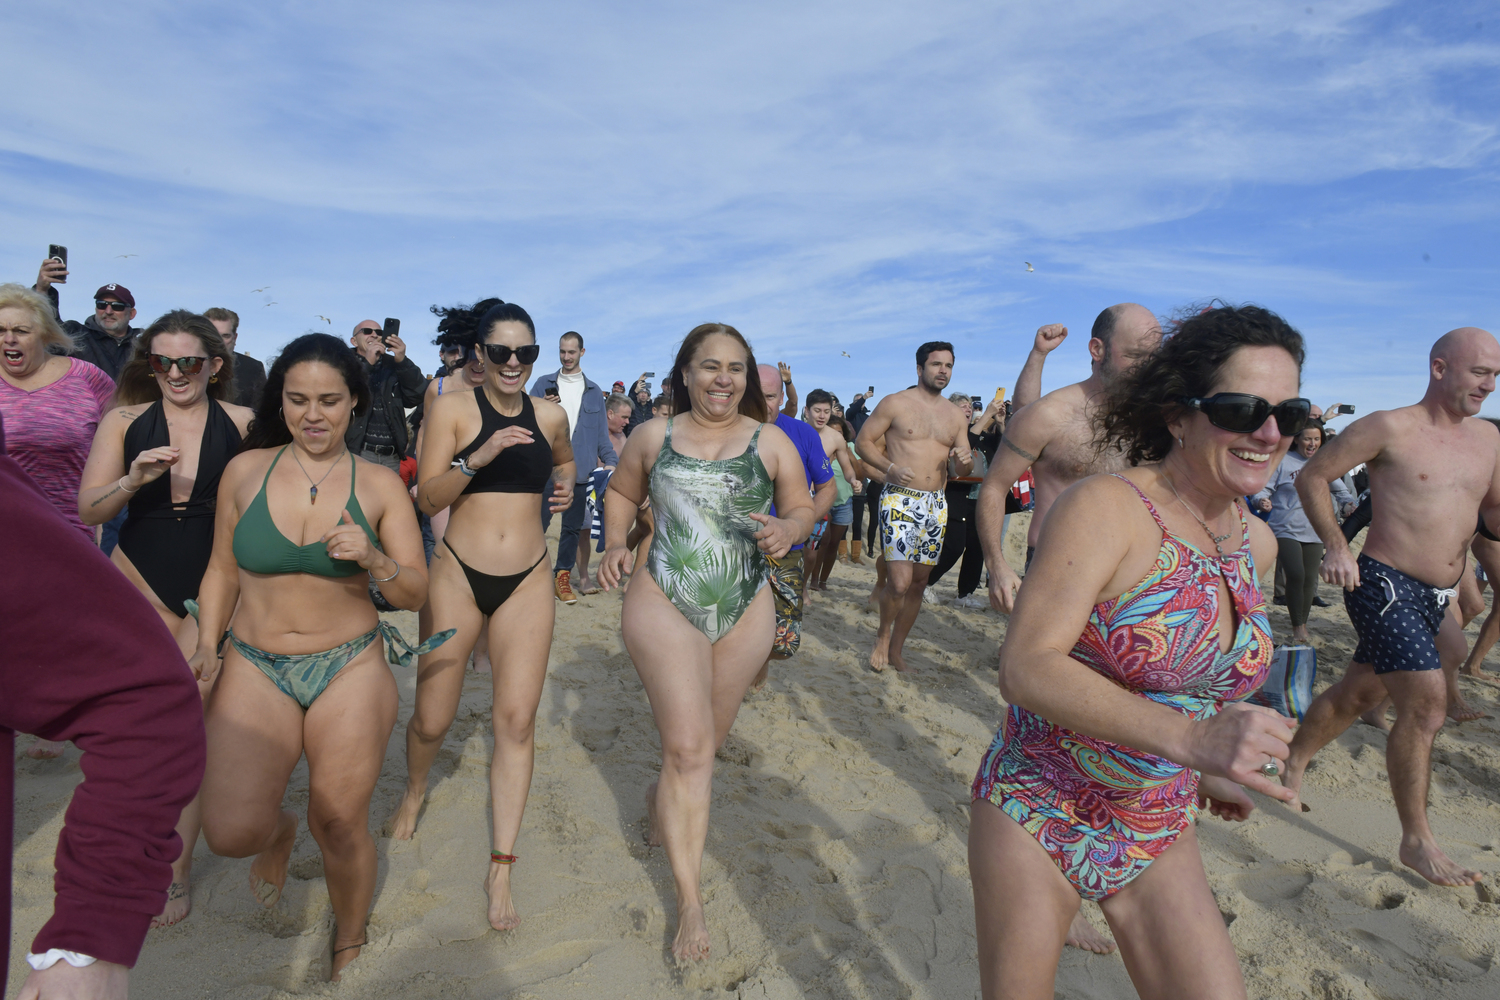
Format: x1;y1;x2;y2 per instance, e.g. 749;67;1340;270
453;389;552;495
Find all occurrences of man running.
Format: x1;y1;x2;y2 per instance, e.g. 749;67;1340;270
976;304;1163;612
1281;327;1500;887
854;342;972;671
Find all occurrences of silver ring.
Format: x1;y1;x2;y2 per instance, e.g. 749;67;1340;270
1259;758;1280;778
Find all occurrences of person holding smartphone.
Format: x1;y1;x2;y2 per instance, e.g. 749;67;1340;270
345;319;426;473
32;255;142;383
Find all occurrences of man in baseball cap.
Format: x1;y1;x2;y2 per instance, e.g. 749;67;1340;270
33;257;141;381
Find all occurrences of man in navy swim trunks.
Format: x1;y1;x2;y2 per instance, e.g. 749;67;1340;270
1281;327;1500;888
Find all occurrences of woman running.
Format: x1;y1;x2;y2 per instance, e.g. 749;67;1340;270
390;302;574;933
597;323;813;963
77;310;254;927
969;305;1306;999
190;333;448;980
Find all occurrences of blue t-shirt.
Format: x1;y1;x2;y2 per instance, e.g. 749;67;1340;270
771;413;833;551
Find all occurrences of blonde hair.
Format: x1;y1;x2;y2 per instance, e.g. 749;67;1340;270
0;283;70;354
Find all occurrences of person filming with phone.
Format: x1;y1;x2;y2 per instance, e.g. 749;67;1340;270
346;319;426;473
33;251;142;382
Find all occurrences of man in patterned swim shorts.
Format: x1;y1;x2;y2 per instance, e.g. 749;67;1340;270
1282;326;1500;889
854;342;972;672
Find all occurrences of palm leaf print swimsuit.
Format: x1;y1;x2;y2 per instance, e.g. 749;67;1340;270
646;417;774;643
971;474;1272;900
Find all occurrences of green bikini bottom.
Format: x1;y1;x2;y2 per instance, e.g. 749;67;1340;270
186;601;454;708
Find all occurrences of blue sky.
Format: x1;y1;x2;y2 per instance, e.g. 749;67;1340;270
3;1;1496;416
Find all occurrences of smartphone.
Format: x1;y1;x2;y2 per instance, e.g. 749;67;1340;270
48;244;68;266
643;372;655;378
381;317;400;344
868;385;875;394
1337;404;1355;415
970;396;983;409
1003;400;1013;417
993;386;1006;403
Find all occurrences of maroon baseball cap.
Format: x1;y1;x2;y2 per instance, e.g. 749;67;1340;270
93;283;135;307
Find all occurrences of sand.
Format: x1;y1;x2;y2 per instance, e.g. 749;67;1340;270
9;514;1500;999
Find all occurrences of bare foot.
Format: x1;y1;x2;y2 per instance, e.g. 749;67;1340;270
248;810;297;908
889;645;909;673
1065;911;1116;954
330;933;365;981
1460;664;1500;685
1277;760;1308;814
387;787;424;841
1399;836;1482;887
869;633;891;672
1359;705;1392;732
748;662;770;693
470;649;492;672
1447;697;1484;723
486;861;521;931
671;900;710;963
150;880;191;929
25;738;65;759
644;783;662;846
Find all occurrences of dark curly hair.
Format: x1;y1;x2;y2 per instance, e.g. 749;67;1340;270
1099;303;1305;465
430;297;504;355
243;333;371;450
114;310;234;406
670;323;769;421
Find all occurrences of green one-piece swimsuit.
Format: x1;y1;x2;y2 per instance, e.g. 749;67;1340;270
646;417;774;643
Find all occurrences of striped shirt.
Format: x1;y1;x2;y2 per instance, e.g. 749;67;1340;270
0;358;116;535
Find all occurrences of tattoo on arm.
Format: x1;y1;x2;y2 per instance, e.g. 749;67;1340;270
1001;435;1037;462
89;484;121;508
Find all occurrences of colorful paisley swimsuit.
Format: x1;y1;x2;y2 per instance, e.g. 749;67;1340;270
971;474;1272;900
646;417;774;643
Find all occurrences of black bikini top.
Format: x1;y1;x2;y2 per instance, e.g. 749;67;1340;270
454;389;552;495
123;398;242;521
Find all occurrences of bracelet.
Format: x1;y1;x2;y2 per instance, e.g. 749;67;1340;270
457;457;478;477
119;476;140;494
370;563;401;584
886;462;895;478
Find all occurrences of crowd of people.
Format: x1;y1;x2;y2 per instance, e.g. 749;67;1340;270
3;248;1498;1000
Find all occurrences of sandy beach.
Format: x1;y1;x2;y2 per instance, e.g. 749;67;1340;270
9;515;1500;999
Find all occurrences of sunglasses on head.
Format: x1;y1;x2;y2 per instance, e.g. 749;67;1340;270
480;342;540;366
148;354;208;376
1178;393;1312;437
95;300;130;312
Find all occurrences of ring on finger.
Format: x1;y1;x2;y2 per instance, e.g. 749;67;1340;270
1259;756;1280;778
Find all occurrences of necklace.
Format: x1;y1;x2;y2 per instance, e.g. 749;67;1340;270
1160;472;1232;558
290;447;346;505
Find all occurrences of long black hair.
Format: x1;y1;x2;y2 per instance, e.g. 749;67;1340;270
1099;303;1305;465
669;323;768;421
243;333;371;450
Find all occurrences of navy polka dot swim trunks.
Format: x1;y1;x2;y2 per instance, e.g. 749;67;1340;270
1345;553;1459;675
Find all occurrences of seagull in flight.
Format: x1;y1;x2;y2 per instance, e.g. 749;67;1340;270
116;254;139;259
264;301;278;307
315;315;332;324
251;286;270;293
840;351;852;358
1024;262;1034;272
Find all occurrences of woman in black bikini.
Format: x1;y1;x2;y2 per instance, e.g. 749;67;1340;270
77;309;254;929
389;302;574;932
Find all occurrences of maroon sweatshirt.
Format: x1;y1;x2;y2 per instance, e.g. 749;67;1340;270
1;417;205;993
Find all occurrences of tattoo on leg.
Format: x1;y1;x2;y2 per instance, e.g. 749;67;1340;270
1001;436;1037;462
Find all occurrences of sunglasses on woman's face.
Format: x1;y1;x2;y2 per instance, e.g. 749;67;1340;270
480;342;540;366
1178;393;1312;437
148;354;208;376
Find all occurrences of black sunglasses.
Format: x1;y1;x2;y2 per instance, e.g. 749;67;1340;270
148;354;208;376
95;300;130;312
1178;393;1312;437
480;342;540;366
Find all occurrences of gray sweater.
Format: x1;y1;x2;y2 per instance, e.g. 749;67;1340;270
1254;450;1354;543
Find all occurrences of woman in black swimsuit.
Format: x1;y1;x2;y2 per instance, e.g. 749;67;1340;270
389;302;574;932
77;309;255;928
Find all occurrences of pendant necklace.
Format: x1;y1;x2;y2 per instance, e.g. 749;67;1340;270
1161;471;1231;558
291;447;346;505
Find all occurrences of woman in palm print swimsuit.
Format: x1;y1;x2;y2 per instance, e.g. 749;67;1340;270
598;323;814;964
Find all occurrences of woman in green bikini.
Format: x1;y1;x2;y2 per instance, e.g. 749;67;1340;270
190;333;448;981
597;323;814;963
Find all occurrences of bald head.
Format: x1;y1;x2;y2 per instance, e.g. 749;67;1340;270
1091;302;1162;380
758;364;784;411
1428;326;1500;416
1431;327;1499;365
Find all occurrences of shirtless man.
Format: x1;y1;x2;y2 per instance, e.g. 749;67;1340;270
977;304;1164;612
805;388;859;593
854;342;972;671
1280;327;1500;888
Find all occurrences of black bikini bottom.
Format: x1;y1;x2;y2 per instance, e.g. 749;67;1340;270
443;540;548;616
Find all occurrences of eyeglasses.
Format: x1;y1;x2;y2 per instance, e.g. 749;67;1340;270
1178;393;1312;437
95;300;130;312
148;354;208;376
480;343;540;366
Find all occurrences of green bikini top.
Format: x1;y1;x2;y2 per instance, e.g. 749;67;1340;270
232;447;380;578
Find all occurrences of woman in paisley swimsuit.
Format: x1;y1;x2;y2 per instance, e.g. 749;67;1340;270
190;334;438;980
597;323;814;963
969;305;1309;1000
77;311;253;928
